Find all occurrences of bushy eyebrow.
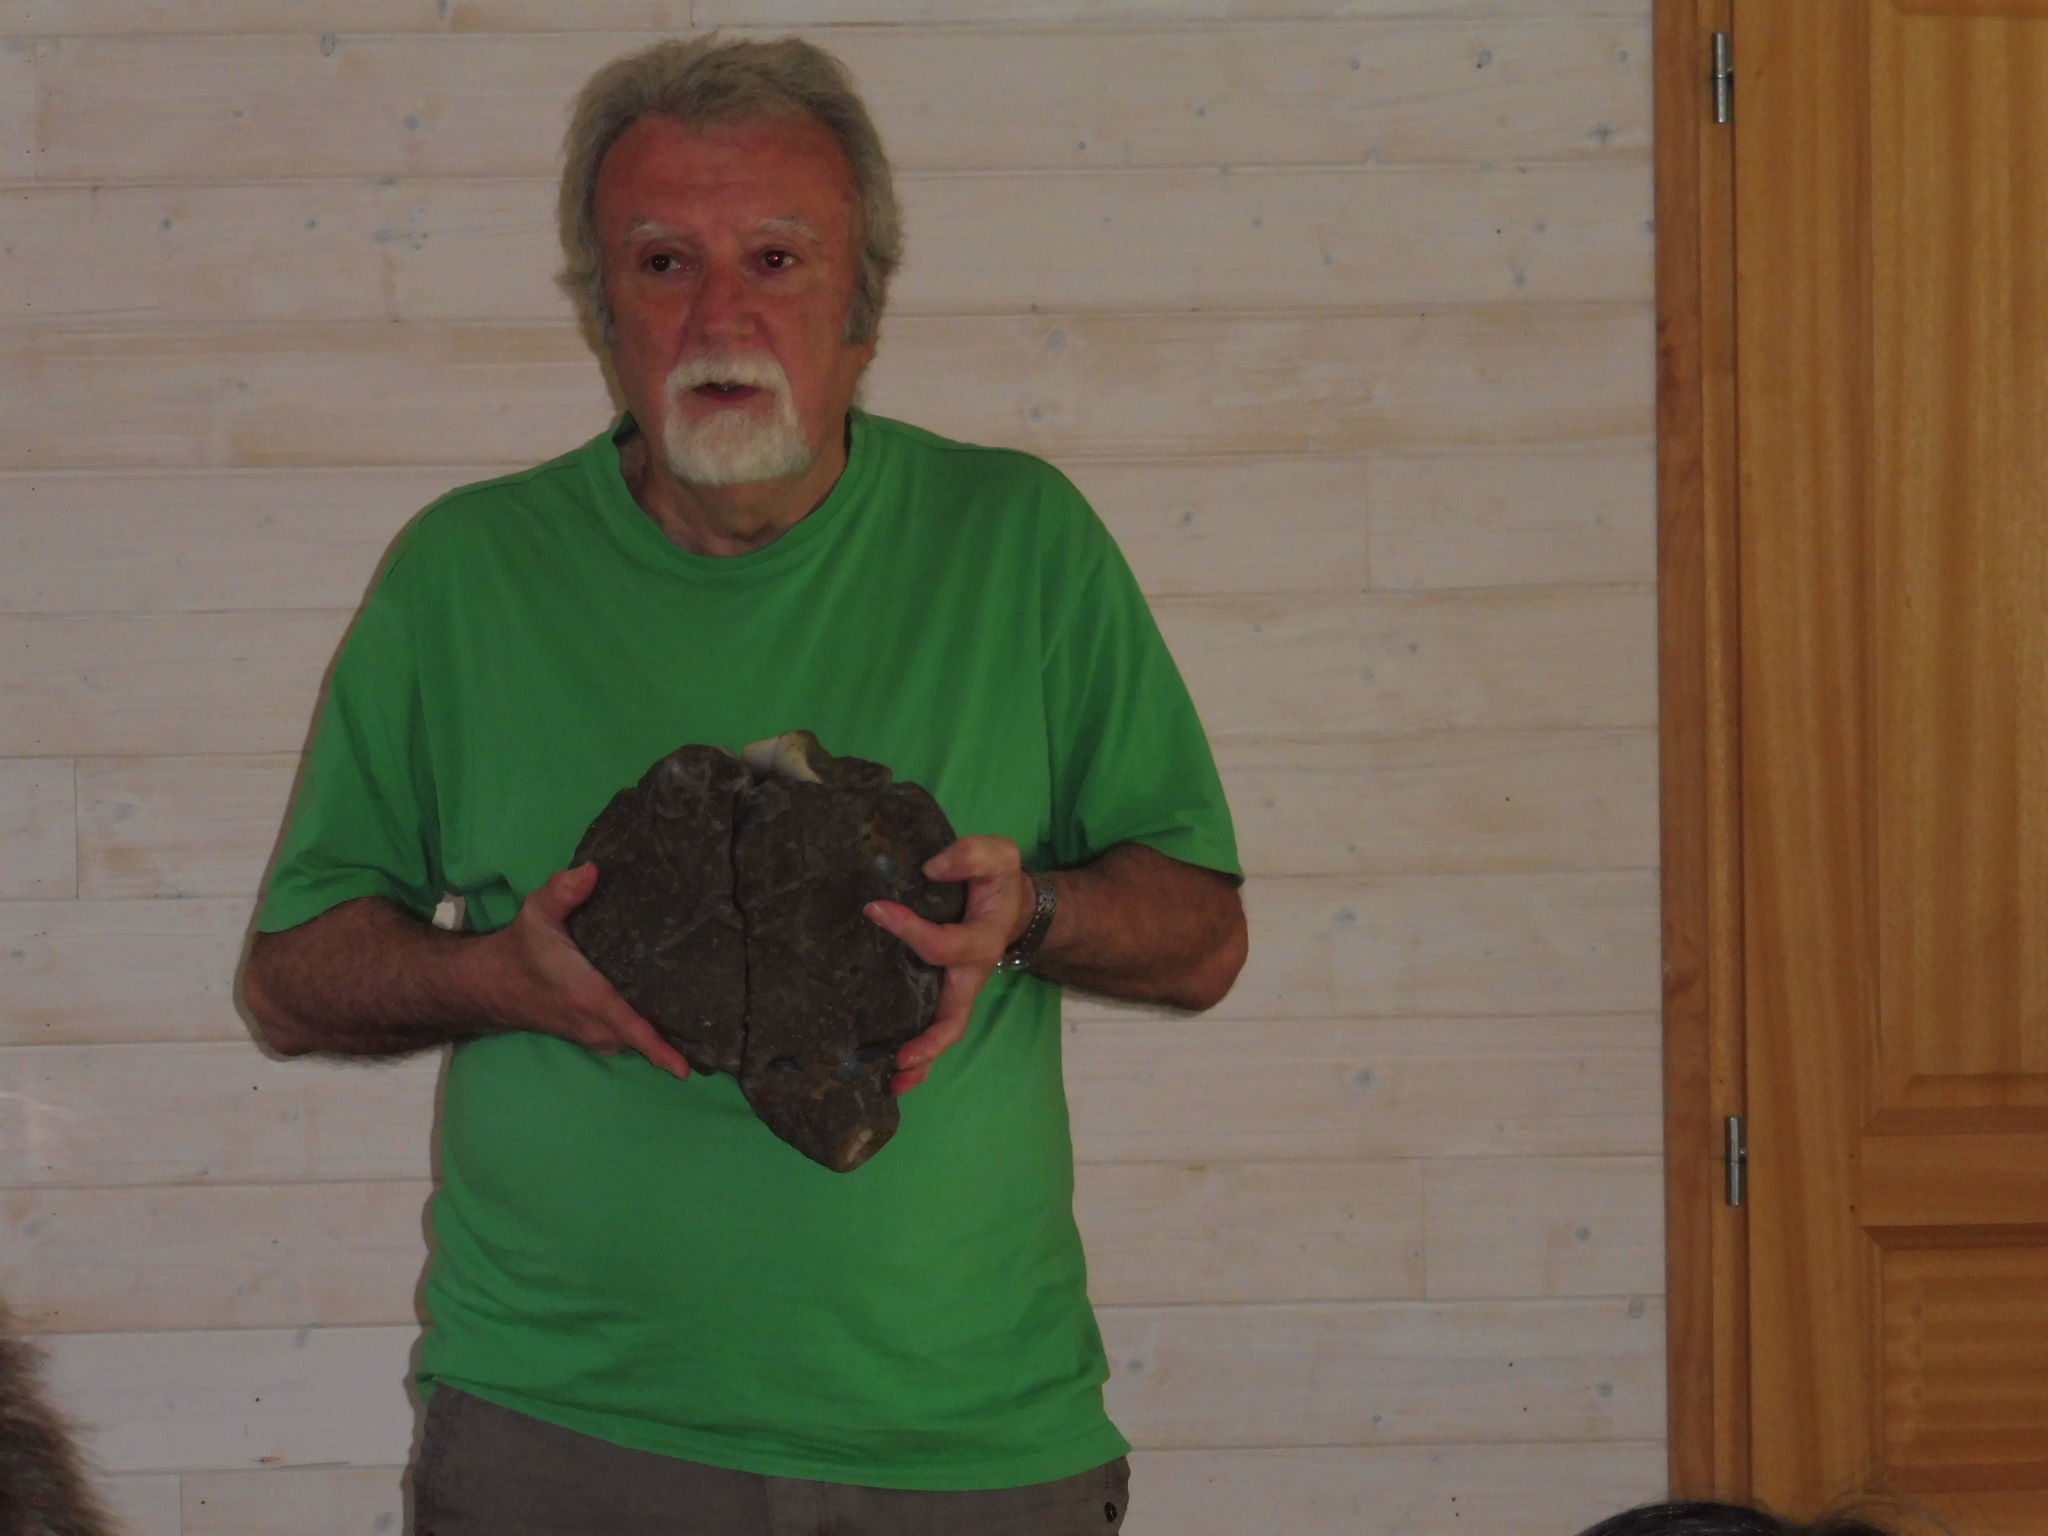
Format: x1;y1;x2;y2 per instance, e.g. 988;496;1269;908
756;214;824;244
621;216;823;244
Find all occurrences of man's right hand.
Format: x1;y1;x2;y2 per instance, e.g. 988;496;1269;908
473;864;691;1079
241;869;690;1080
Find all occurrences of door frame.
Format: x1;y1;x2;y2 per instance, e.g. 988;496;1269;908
1655;0;1748;1495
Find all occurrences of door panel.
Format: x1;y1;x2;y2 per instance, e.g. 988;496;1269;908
1738;0;2048;1522
1873;2;2048;1113
1877;1241;2048;1490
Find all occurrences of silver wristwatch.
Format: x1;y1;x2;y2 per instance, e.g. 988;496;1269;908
996;874;1058;972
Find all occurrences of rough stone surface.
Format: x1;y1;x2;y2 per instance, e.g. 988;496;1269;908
735;734;967;1173
565;745;752;1078
567;733;965;1172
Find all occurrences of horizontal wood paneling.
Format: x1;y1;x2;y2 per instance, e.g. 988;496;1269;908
0;756;75;898
6;1159;1430;1333
1076;1159;1423;1305
0;1043;441;1187
5;1;691;28
2;163;1651;326
77;755;298;900
0;611;349;757
864;308;1654;459
1159;586;1656;738
0;467;493;614
93;1474;181;1536
1101;1295;1664;1447
1089;448;1662;598
1128;1442;1666;1536
0;898;249;1046
65;734;1653;905
1219;731;1659;876
124;1445;1670;1536
0;448;1657;617
4;590;1651;756
28;30;614;184
2;1180;432;1333
0;309;1652;470
42;1300;1656;1475
1208;869;1659;1020
43;1324;423;1474
711;0;1651;20
2;1;1653;33
0;40;37;179
1080;447;1659;597
4;2;1665;1512
0;1008;1651;1193
1064;1014;1660;1162
182;1466;405;1536
0;323;610;471
752;163;1652;311
1422;1154;1663;1299
23;23;1648;185
1368;447;1656;589
4;179;424;327
1091;455;1376;596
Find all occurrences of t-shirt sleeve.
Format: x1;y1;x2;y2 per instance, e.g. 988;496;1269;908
1038;477;1242;882
256;559;445;932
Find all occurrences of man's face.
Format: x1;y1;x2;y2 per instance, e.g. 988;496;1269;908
593;113;875;488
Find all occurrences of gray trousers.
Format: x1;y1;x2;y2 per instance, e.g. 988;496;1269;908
412;1387;1132;1536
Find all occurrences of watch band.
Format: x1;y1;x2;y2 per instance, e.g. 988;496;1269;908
997;874;1058;972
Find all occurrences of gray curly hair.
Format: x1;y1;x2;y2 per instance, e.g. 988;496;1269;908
559;35;903;348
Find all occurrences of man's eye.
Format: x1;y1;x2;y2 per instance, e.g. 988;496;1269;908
648;253;677;273
761;250;794;271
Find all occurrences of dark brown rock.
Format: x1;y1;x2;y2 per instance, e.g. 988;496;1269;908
734;732;967;1172
566;745;753;1077
567;732;965;1171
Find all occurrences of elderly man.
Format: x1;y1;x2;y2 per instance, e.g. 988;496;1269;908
242;33;1245;1536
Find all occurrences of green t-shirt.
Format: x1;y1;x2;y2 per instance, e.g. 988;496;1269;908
258;411;1240;1490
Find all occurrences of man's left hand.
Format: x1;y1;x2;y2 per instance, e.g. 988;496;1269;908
864;835;1035;1095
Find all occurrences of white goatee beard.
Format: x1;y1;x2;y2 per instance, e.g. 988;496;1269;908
659;351;816;488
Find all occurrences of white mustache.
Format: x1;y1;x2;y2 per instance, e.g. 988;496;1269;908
665;351;794;397
657;348;812;486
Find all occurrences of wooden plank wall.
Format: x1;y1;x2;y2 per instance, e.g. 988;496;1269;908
0;3;1666;1532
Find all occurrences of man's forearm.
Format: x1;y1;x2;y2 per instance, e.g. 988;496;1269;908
242;897;504;1059
1032;844;1247;1011
243;871;696;1078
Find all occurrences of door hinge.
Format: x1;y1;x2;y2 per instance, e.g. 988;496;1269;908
1724;1114;1747;1207
1712;32;1734;124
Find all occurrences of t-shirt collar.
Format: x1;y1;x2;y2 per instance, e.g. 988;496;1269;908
583;409;873;583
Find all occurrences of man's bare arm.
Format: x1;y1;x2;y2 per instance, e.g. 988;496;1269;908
1030;843;1247;1009
240;864;691;1077
865;838;1248;1093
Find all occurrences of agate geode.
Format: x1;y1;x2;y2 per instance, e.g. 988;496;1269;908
565;732;965;1172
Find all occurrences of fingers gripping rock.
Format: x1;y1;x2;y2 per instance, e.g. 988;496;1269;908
567;732;966;1172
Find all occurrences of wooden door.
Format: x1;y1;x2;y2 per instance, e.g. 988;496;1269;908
1737;1;2048;1526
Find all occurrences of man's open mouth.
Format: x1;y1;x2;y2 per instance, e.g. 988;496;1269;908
693;381;763;401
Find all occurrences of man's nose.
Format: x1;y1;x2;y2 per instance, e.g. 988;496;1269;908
687;260;757;345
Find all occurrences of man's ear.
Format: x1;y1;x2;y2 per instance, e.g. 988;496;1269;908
842;336;878;411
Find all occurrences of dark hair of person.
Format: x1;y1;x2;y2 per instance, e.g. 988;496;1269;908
1576;1502;1902;1536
